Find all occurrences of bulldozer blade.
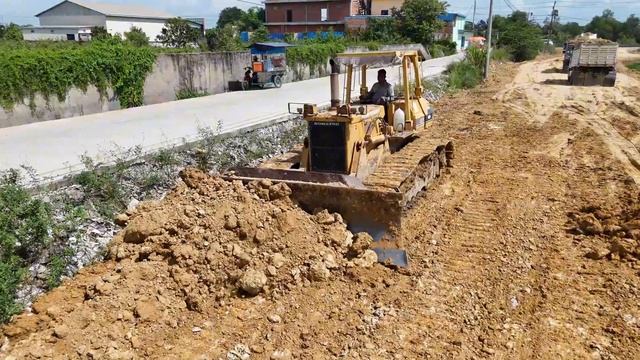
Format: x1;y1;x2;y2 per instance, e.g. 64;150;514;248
372;248;409;268
223;168;409;265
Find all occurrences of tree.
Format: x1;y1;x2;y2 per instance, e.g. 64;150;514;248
205;24;243;51
250;26;269;43
585;9;621;41
124;26;149;47
91;26;111;41
217;7;245;28
362;17;405;43
0;24;24;41
241;7;265;31
157;18;200;48
392;0;447;45
493;12;543;62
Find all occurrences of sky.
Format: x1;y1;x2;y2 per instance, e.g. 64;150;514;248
0;0;637;27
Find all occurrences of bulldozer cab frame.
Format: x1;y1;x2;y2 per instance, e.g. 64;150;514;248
334;50;428;129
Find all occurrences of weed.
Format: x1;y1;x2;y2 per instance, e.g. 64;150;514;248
46;247;74;290
152;148;179;168
447;61;482;90
0;257;24;323
176;88;210;100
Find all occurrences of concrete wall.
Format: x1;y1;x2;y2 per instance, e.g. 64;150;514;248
38;2;106;26
0;52;250;128
371;0;403;15
144;52;250;104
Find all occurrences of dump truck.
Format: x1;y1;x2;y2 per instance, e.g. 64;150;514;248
568;40;618;86
224;50;453;267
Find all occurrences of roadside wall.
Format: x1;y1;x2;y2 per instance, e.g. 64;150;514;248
0;51;251;128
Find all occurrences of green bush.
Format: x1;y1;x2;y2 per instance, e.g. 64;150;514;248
0;258;24;323
433;39;457;55
0;171;53;323
628;62;640;71
447;61;482;90
429;44;445;58
124;26;150;47
0;38;157;111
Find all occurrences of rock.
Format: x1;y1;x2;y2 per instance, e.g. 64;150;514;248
127;198;140;213
65;186;85;203
314;210;335;225
322;252;339;269
134;300;161;322
473;110;485;116
270;349;293;360
622;219;640;232
603;224;622;235
577;214;603;235
114;213;130;226
192;326;202;333
266;265;277;277
123;220;162;244
267;314;282;323
353;250;378;268
585;248;610;260
271;253;287;269
225;214;239;230
269;183;292;200
254;229;267;244
238;269;267;296
609;239;635;259
349;233;373;257
53;324;70;339
309;262;331;281
227;344;251;360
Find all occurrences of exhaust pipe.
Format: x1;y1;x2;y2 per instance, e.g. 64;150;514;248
330;59;340;109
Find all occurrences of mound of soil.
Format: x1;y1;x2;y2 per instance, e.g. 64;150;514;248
569;192;640;261
1;169;380;359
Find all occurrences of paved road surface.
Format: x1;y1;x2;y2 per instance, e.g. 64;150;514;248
0;53;463;181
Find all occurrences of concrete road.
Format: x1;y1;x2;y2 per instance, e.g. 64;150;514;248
0;53;463;181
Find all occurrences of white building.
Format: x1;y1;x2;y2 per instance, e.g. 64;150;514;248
22;0;202;43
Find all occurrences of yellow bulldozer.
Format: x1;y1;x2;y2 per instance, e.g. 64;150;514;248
225;50;453;266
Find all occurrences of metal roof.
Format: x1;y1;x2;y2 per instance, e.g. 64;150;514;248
251;42;296;48
37;0;175;19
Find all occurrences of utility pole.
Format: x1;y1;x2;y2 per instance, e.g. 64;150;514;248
483;0;494;80
472;0;477;35
547;1;557;52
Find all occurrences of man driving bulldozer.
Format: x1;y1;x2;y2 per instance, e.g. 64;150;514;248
362;69;394;105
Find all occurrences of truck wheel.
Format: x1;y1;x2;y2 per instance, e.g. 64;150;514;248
273;75;282;88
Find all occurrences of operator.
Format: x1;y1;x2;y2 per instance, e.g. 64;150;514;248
364;69;394;104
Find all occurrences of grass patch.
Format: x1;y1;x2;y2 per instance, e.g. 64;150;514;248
176;88;210;100
628;62;640;72
447;61;483;90
492;47;512;62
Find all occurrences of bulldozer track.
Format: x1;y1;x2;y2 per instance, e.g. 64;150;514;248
363;136;452;192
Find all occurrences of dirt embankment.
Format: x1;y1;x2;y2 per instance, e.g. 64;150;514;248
3;51;640;359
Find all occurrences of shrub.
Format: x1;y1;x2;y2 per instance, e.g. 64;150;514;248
124;26;150;47
433;39;457;55
447;61;482;90
0;38;156;111
0;171;53;323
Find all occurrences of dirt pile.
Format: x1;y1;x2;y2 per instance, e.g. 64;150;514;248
569;194;640;262
1;168;380;359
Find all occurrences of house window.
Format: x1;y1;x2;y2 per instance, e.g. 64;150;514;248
286;9;293;22
321;8;328;21
67;34;75;41
381;10;389;16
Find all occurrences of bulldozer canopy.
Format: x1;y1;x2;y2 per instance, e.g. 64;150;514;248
335;50;419;67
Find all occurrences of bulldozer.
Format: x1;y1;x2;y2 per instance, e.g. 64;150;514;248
224;50;454;266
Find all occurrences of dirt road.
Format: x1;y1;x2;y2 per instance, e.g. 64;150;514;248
2;51;640;359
